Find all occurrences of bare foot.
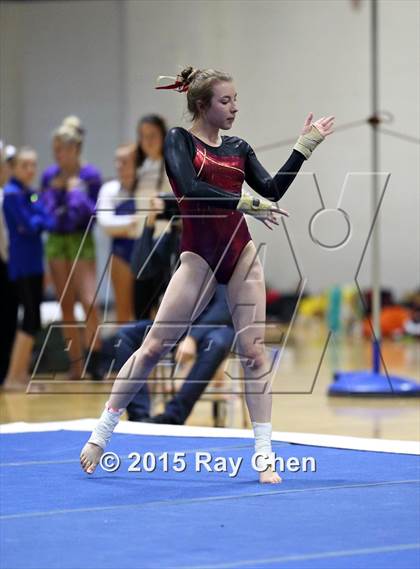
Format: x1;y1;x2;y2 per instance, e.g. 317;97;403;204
80;442;103;474
259;467;282;484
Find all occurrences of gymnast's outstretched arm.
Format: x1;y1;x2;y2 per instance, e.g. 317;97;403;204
244;117;334;202
244;145;306;202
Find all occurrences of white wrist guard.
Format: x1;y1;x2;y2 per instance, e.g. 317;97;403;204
293;124;325;159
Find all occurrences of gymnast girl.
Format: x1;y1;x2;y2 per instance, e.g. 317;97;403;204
81;66;334;483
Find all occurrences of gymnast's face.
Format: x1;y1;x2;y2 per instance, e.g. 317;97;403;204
13;152;37;187
53;138;80;170
203;81;238;130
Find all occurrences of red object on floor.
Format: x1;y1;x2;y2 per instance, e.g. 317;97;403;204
363;306;410;337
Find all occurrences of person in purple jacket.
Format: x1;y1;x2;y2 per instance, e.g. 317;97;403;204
2;147;55;391
41;116;103;380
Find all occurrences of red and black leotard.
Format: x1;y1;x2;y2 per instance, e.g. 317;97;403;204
164;127;306;284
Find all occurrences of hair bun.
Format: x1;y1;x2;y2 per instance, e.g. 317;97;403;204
62;115;84;135
179;66;200;87
53;115;85;145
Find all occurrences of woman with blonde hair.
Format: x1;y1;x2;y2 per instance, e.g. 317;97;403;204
41;116;103;379
81;67;334;482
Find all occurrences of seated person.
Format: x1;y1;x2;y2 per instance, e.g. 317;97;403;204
120;194;234;425
115;285;234;424
116;198;234;424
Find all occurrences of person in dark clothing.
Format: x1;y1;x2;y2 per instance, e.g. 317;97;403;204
133;114;172;320
116;285;234;424
130;195;179;319
0;142;18;384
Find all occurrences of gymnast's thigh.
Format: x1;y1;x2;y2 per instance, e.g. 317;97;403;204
146;250;217;346
225;240;267;331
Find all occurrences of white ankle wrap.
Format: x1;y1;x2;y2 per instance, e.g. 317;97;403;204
252;421;275;471
88;402;124;450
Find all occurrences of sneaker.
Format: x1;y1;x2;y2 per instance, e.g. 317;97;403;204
127;412;150;422
147;413;182;425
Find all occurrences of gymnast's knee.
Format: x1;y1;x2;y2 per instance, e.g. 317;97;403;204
138;338;165;367
240;343;266;371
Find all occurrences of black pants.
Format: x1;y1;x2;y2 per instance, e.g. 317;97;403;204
0;260;18;382
15;274;44;336
134;272;168;320
116;320;234;424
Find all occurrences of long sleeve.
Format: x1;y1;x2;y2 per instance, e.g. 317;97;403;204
164;128;240;210
41;187;94;232
0;189;9;261
81;165;102;205
96;181;136;236
41;187;67;231
40;164;101;232
65;188;96;230
244;145;306;202
3;191;55;235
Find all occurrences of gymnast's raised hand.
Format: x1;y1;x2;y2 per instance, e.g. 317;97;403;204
237;113;334;227
296;112;335;157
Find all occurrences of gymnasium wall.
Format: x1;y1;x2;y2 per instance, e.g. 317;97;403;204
1;0;418;296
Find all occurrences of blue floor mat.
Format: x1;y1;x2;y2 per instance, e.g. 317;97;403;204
1;430;419;569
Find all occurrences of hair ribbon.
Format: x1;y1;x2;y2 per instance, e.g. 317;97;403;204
155;75;189;92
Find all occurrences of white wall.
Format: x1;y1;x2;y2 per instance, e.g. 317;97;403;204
0;1;23;146
1;0;124;177
1;0;418;297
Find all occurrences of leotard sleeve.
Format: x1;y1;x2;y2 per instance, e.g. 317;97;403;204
164;127;240;210
244;145;306;202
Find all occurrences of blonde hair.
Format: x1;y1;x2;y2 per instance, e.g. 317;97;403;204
115;143;136;159
52;115;85;147
15;146;37;162
178;66;233;120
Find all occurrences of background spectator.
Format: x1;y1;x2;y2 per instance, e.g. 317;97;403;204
0;143;18;384
133;114;172;319
41;116;103;379
2;147;55;390
97;144;138;322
